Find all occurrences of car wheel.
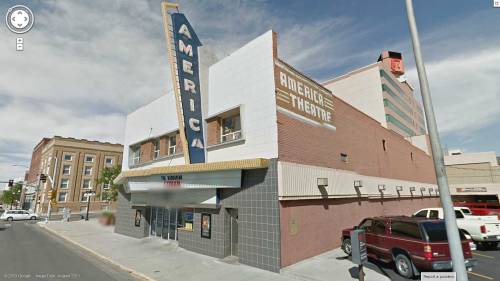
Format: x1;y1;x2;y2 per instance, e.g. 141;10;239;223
30;216;37;220
6;217;13;222
395;253;414;278
342;238;352;256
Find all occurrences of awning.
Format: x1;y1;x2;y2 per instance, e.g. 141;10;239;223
114;158;269;185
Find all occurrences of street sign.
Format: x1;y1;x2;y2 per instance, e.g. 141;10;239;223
351;229;367;265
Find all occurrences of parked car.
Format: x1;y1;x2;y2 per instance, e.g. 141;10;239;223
455;202;500;218
0;210;38;221
414;207;500;249
341;216;476;278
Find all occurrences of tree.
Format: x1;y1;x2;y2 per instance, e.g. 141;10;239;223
1;183;22;208
97;165;122;203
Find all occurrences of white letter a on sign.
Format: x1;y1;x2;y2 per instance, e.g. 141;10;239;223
178;24;192;39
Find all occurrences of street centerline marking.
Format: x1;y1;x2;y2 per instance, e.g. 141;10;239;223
468;271;494;280
473;252;495;259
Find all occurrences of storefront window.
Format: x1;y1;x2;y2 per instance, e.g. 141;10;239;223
180;208;194;230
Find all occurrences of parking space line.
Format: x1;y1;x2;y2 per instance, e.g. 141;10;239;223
473;252;495;259
468;271;494;280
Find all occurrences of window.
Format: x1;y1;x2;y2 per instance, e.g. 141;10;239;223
102;183;111;190
168;135;176;155
153;139;160;159
83;166;92;175
64;154;73;161
80;206;87;212
82;179;92;189
455;210;465;219
429;210;439;219
410;152;414;161
60;179;69;189
62;165;71;175
221;115;242;143
358;219;373;233
414;210;428;218
58;192;67;202
391;221;422;240
461;208;472;215
382;139;387;151
373;220;386;234
130;145;141;165
423;221;467;242
105;157;113;165
340;153;348;163
85;155;95;163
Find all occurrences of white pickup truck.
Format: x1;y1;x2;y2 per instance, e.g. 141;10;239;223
414;207;500;249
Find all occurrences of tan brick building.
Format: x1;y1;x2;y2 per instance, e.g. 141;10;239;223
445;151;500;203
26;136;123;215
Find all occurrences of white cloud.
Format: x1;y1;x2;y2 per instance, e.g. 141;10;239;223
0;0;170;178
403;9;500;139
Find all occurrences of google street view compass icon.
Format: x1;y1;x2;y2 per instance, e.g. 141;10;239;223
5;5;34;34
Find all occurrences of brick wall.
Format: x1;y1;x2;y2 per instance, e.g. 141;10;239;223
206;119;221;146
280;197;440;267
277;95;437;184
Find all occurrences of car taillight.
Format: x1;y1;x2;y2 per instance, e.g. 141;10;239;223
424;245;433;260
480;225;487;234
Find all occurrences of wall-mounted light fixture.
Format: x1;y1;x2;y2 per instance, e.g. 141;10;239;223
317;178;328;188
396;186;403;192
420;187;426;192
410;186;416;192
428;187;433;192
378;184;386;192
354;180;363;188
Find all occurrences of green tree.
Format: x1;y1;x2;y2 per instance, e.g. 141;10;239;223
1;183;22;208
98;165;122;203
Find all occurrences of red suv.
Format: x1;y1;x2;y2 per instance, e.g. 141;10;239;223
341;216;477;278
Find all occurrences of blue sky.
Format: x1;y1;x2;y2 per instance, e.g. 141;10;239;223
0;0;499;181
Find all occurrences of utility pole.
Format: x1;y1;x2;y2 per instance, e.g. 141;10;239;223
405;1;468;280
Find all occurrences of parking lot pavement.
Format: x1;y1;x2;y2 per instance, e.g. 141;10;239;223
356;246;500;281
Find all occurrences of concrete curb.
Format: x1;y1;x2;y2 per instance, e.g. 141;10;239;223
38;223;156;281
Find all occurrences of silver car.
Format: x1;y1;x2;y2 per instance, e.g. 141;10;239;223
0;210;38;221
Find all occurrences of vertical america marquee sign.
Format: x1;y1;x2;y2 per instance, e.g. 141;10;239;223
162;3;206;164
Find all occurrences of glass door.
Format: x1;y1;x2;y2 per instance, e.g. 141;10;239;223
169;208;177;240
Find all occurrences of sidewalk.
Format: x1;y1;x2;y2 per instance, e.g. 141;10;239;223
40;220;389;281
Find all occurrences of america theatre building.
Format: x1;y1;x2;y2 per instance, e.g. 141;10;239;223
114;6;440;273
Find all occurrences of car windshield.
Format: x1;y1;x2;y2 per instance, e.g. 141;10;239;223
422;221;466;242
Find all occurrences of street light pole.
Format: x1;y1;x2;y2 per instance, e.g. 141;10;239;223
404;1;468;280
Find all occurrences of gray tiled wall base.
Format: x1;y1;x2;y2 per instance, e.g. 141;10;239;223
115;188;150;238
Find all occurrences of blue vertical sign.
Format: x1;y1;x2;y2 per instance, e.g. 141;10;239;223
171;13;206;163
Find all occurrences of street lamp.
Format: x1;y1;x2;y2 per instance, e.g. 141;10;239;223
84;191;96;221
405;0;468;279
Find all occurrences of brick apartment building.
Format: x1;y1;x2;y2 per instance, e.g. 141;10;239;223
113;15;440;273
25;136;123;215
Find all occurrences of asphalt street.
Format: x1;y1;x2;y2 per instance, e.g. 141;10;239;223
0;221;138;281
359;246;500;281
